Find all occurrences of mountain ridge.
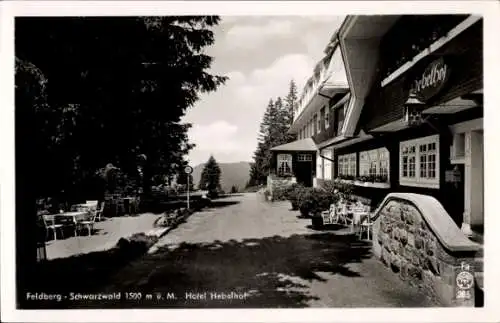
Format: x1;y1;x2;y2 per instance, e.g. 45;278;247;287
192;161;252;192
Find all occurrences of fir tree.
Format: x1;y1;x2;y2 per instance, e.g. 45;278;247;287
248;79;298;186
199;155;221;194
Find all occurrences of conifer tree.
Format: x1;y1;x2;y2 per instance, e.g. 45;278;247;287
199;155;221;195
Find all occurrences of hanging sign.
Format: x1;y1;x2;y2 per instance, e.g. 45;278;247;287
412;57;450;102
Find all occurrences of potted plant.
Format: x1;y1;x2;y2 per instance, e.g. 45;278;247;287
309;188;338;228
285;183;302;210
298;187;315;217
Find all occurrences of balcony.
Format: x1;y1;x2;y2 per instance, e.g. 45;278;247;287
292;47;349;132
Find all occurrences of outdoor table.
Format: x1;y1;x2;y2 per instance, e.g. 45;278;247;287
54;211;89;237
350;209;370;232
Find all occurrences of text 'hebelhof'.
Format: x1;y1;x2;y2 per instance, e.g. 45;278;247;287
412;58;449;101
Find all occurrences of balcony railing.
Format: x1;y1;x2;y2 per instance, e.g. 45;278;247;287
380;15;469;79
294;62;331;122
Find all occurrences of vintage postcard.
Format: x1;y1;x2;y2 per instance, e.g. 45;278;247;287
1;1;499;322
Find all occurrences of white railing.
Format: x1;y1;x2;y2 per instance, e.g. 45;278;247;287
294;64;331;122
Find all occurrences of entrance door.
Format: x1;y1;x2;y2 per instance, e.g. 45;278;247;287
443;164;465;227
295;153;313;187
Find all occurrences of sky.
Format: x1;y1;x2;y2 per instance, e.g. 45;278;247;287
182;16;345;166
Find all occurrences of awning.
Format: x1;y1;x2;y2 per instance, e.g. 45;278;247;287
270;138;317;152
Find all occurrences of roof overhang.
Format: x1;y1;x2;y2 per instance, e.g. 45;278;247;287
270;138;318;152
370;118;410;133
318;130;374;150
423;93;481;114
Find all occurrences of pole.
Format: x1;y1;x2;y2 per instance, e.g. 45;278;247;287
187;173;190;210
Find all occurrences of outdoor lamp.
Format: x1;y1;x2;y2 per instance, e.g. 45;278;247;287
404;92;425;127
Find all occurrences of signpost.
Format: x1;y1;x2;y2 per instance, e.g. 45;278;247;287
184;165;193;209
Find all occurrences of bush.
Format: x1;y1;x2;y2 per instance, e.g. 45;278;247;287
271;185;289;201
331;179;354;200
285;183;306;210
230;185;239;194
297;186;341;217
263;189;271;201
115;232;159;256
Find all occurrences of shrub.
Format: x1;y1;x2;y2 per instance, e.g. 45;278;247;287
331;179;354;200
263;189;271;201
285;183;306;210
271;185;289;201
297;187;339;217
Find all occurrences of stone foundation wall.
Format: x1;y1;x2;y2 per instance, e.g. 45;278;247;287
372;193;482;307
268;176;296;201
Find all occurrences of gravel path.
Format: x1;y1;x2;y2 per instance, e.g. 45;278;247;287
84;193;440;308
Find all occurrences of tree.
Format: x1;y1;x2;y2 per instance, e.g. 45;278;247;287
285;79;298;124
199;155;221;195
15;16;227;199
248;79;298;186
15;17;227;303
230;185;239;194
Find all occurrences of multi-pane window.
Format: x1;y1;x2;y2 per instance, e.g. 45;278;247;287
325;107;330;129
335;104;345;136
419;142;437;178
400;135;440;188
277;154;293;176
317;111;322;134
338;153;356;177
298;154;312;162
359;148;390;181
401;145;416;178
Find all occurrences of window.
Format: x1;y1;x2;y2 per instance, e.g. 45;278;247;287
277;154;293;176
325;107;330;129
298;154;312;162
319;109;324;133
338;153;356;178
400;135;440;188
359;148;390;181
313;114;318;135
335;104;345;136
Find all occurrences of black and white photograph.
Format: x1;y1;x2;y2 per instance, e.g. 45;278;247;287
1;1;500;322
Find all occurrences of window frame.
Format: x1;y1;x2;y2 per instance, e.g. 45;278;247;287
277;153;293;176
399;135;440;188
317;110;323;134
325;106;330;129
338;152;356;177
359;147;390;182
335;103;346;137
298;154;313;162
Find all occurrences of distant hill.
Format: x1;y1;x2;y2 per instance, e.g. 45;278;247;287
192;161;251;193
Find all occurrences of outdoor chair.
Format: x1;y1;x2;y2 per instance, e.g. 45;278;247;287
337;203;352;226
351;204;370;233
86;200;98;207
358;211;374;240
321;203;338;225
76;211;98;236
94;202;105;222
42;214;65;241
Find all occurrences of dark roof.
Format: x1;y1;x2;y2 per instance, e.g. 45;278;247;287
270;138;317;152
